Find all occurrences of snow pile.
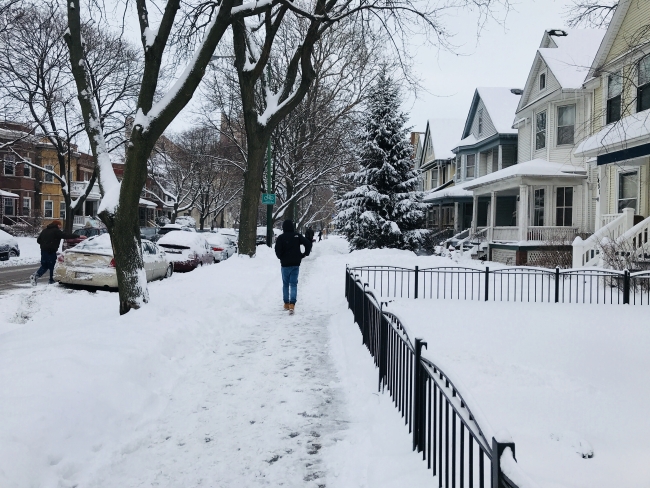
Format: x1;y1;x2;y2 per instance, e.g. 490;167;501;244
0;236;41;268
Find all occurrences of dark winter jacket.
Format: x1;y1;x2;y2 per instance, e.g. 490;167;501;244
275;220;312;267
305;228;314;242
37;223;77;253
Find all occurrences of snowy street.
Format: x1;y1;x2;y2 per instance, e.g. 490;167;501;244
0;237;431;488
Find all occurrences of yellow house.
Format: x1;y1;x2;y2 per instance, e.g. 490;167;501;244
573;0;650;265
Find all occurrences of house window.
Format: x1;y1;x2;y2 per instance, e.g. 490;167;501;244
59;202;66;220
44;164;54;183
4;154;15;175
557;105;575;145
23;158;31;177
618;170;638;213
465;154;476;178
556;187;573;226
535;111;547;150
638;55;650;113
539;72;546;91
44;200;53;218
533;189;545;226
22;197;31;216
4;197;15;216
478;109;484;135
607;73;622;124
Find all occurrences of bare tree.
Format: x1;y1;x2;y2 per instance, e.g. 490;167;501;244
565;0;618;28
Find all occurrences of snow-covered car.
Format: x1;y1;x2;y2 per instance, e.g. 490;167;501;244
0;229;20;260
150;223;193;242
157;231;213;272
205;233;237;262
54;234;173;288
62;227;108;251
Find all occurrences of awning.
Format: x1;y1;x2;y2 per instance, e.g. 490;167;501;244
0;189;19;198
574;109;650;165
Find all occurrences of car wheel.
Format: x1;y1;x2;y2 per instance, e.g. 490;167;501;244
164;264;173;279
9;250;18;258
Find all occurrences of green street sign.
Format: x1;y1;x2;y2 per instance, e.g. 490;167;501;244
262;193;276;205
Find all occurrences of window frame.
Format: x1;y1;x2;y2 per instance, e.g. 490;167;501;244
44;200;53;218
539;71;547;91
533;188;545;226
535;110;547;150
22;197;31;216
478;109;484;136
557;104;576;146
465;154;476;179
3;197;15;216
618;170;638;213
59;201;66;220
23;157;31;178
555;187;574;227
637;54;650;113
4;154;15;176
606;72;623;124
44;164;55;183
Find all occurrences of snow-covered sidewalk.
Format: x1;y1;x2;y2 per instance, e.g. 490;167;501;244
0;237;431;487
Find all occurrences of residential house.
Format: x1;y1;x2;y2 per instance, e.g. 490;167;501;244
465;29;606;265
0;123;38;225
424;88;521;236
574;0;650;266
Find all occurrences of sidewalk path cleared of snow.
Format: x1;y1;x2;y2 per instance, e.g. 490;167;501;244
0;237;432;488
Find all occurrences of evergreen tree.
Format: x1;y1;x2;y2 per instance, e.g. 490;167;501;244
335;73;425;250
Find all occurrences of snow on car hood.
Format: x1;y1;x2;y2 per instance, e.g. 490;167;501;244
157;231;207;250
0;229;19;248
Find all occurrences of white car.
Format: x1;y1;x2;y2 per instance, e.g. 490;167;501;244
54;234;173;288
0;229;20;260
157;231;213;271
205;233;237;262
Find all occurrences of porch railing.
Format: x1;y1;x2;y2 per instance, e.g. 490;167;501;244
573;208;635;267
70;181;100;198
351;264;650;305
527;226;578;242
345;269;528;487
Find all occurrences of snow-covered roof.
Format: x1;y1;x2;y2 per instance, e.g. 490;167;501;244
427;119;466;160
0;189;19;198
538;30;606;89
464;159;587;189
139;198;158;208
452;134;479;151
423;181;473;202
574;109;650;158
476;87;521;134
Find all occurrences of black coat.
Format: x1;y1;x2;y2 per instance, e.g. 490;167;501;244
37;224;76;253
305;228;314;241
275;231;312;267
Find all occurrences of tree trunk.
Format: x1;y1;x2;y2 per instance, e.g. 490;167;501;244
104;137;151;315
282;179;295;222
64;206;75;234
238;142;266;256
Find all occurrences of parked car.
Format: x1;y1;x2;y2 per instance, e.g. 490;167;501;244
205;233;237;262
140;227;159;241
54;234;173;288
62;227;108;251
157;231;213;271
0;229;20;261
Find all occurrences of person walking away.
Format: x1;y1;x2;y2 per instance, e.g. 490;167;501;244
274;219;312;314
305;226;314;242
318;230;322;241
31;220;77;285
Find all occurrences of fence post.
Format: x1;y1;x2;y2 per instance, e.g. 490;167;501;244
378;304;388;392
555;267;560;303
345;266;349;302
484;267;490;301
362;283;369;345
414;266;419;299
492;437;516;488
623;269;630;304
412;338;427;453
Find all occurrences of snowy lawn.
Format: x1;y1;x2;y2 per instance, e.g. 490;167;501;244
0;237;433;488
388;299;650;488
0;236;40;267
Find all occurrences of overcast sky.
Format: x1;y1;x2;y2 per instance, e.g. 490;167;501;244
404;0;581;133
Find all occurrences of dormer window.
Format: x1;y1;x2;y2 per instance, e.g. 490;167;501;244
638;55;650;112
607;72;622;123
478;109;484;135
539;72;547;91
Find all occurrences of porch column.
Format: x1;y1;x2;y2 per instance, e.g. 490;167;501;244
439;203;443;230
596;165;607;230
471;194;479;234
454;202;460;233
497;145;503;171
489;191;497;241
518;185;529;241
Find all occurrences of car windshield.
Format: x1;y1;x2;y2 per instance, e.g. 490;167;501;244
72;233;113;252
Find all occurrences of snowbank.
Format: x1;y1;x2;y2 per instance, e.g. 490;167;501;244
0;236;41;268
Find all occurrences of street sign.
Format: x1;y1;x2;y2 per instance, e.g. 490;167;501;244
262;193;276;205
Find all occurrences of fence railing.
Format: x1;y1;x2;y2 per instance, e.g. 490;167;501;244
350;265;650;305
345;269;528;488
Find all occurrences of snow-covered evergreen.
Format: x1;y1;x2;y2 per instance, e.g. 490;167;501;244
335;73;425;251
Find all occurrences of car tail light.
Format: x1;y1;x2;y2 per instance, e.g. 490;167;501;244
57;254;64;263
212;247;224;252
109;258;116;268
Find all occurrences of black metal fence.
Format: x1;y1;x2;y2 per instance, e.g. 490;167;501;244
352;264;650;305
345;269;526;488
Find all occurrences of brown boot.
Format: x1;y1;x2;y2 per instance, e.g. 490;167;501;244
288;303;295;314
283;303;290;310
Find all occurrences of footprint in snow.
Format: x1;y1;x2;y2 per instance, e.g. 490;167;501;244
550;431;594;458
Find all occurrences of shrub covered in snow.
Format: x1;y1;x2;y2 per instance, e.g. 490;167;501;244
335;72;426;251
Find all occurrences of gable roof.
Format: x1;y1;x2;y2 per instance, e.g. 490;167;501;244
586;0;632;77
461;87;521;139
427;118;465;160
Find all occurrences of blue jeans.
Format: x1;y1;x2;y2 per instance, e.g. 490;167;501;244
36;250;57;280
281;266;300;304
